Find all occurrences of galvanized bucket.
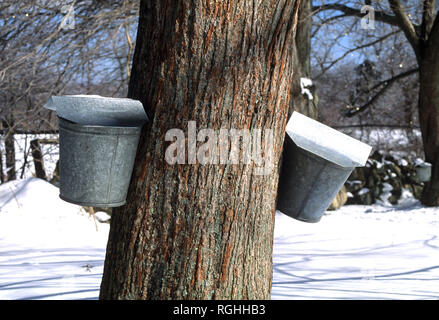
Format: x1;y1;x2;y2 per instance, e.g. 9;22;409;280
415;161;432;182
276;112;372;223
58;117;142;207
277;137;354;222
44;95;148;207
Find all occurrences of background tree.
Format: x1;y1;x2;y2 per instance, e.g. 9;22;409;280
100;0;303;299
312;0;439;205
0;0;138;182
291;0;318;119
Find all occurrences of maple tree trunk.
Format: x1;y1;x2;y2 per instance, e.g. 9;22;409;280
100;0;301;299
419;18;439;206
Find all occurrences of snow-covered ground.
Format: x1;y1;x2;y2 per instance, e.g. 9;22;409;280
273;204;439;299
1;178;438;300
0;178;109;300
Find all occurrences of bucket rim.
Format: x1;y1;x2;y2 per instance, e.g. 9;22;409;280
287;139;355;172
286;111;372;168
58;116;143;134
46;95;148;126
59;194;126;208
294;215;322;223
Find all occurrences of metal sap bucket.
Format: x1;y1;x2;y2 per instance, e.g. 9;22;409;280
276;112;372;223
44;95;148;207
415;161;432;182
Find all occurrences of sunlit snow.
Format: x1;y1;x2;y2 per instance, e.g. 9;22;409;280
1;178;438;300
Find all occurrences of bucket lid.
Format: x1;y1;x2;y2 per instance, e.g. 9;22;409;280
44;95;148;126
286;111;372;168
414;159;432;168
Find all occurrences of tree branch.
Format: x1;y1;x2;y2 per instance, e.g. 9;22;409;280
369;67;419;91
420;0;436;42
388;0;420;59
345;67;419;117
314;30;401;80
312;3;400;27
312;13;350;38
313;1;422;60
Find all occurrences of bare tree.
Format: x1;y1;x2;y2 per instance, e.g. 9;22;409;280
0;0;139;181
312;1;439;204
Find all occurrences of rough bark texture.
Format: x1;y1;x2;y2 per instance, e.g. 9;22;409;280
100;0;300;299
3;118;16;182
420;15;439;206
30;139;47;180
290;0;317;119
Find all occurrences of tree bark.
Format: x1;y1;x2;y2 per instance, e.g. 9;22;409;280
100;0;301;299
290;0;317;119
419;15;439;206
30;139;47;180
3;117;16;182
0;149;4;183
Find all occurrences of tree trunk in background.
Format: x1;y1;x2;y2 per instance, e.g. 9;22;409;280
30;139;47;180
290;0;317;119
419;18;439;206
100;0;301;299
3;117;16;182
0;149;4;183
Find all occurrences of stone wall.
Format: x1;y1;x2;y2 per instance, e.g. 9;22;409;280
328;151;424;210
345;151;424;205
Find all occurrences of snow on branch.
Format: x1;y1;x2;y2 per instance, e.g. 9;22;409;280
300;77;314;100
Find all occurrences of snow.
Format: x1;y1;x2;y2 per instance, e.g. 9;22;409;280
384;160;394;165
0;178;109;300
272;204;439;299
415;161;432;169
341;128;422;160
286;112;372;168
94;211;111;223
300;77;314;100
398;159;409;167
373;159;383;169
376;183;394;206
415;158;425;166
348;128;422;146
346;180;362;186
1;178;439;300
